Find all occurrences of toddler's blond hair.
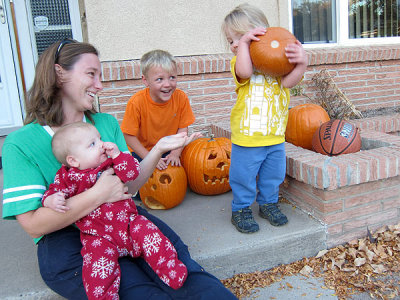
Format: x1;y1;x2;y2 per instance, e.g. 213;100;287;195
222;3;269;47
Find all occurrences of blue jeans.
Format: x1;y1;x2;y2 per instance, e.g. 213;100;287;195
37;206;237;299
230;143;286;212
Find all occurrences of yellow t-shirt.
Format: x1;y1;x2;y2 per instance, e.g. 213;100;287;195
230;56;290;147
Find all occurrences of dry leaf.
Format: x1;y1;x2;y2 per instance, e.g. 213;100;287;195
316;249;328;258
300;265;313;275
354;257;366;267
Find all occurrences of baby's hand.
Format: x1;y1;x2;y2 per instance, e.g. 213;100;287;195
44;191;69;213
240;27;267;46
165;150;181;167
103;142;120;159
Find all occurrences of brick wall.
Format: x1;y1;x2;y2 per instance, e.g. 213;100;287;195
98;45;400;132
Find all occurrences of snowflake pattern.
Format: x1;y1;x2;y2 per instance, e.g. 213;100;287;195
68;171;85;182
104;247;115;256
93;285;105;298
132;224;141;233
167;259;176;269
105;225;113;232
126;170;136;179
91;256;115;279
116;210;128;223
91;238;102;248
157;256;166;266
143;232;162;257
105;211;114;221
132;241;141;256
54;174;60;185
169;270;177;279
165;239;175;252
114;161;128;172
119;231;128;243
83;252;93;266
146;222;158;230
84;219;92;227
88;207;102;219
160;274;170;286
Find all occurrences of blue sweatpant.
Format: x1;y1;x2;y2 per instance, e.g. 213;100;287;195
230;143;286;212
37;206;237;299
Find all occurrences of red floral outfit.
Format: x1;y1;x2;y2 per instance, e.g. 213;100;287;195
42;153;187;299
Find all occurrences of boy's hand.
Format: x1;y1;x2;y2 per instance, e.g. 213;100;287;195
44;191;69;213
165;149;181;167
103;142;120;159
285;40;307;66
156;157;168;170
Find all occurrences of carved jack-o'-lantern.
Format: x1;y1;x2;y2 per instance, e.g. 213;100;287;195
181;135;231;195
139;165;187;210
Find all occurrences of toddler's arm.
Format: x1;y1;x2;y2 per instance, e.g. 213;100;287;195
281;40;308;88
42;191;69;213
235;27;267;80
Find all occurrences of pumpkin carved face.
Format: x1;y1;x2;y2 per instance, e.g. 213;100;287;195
139;165;187;210
181;136;231;195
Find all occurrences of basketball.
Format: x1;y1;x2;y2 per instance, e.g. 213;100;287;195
312;119;361;156
249;27;296;77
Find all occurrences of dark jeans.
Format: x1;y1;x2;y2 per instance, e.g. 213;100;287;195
37;206;237;299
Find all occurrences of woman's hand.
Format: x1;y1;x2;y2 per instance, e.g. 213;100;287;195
153;132;202;155
94;168;132;203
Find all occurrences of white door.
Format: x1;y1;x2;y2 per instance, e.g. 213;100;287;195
0;0;23;136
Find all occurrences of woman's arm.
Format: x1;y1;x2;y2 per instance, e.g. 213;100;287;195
127;132;201;194
16;168;130;238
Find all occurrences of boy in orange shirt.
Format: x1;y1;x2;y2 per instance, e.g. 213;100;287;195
121;49;195;170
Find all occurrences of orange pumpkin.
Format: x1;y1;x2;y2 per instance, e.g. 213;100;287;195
285;104;330;150
139;165;187;210
181;135;231;195
249;27;297;77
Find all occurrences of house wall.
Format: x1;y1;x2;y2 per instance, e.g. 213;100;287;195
98;44;400;132
83;0;285;61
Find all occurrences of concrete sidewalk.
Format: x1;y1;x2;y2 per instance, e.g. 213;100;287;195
0;166;352;299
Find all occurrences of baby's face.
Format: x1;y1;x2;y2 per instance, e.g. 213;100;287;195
142;66;177;104
70;127;108;170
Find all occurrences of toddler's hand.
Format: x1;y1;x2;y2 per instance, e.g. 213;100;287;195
240;27;267;46
44;191;69;213
285;40;307;66
103;142;120;159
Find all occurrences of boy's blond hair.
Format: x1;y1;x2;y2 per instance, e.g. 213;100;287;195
222;3;269;46
140;49;177;77
52;122;95;165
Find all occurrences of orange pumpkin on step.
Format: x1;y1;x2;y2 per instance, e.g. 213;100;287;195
139;165;187;210
250;27;297;77
181;135;231;195
285;103;330;150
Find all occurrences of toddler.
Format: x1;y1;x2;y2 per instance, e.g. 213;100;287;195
222;3;307;233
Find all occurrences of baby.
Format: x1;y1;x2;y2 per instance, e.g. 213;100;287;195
42;122;187;300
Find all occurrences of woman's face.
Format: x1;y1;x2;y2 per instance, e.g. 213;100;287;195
59;53;103;113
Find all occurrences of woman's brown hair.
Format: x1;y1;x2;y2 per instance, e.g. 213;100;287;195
24;40;99;126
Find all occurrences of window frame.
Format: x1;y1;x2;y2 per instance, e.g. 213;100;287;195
290;0;400;48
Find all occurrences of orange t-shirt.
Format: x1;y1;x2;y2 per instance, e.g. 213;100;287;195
121;88;195;151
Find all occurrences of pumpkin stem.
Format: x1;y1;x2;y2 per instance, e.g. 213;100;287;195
209;134;215;141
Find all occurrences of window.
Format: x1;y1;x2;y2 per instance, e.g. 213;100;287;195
292;0;400;45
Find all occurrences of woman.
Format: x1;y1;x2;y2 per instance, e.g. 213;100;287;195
2;39;237;299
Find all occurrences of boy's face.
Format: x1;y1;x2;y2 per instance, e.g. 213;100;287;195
142;66;177;103
67;127;108;170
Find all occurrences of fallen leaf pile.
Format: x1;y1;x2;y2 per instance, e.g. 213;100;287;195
222;223;400;299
